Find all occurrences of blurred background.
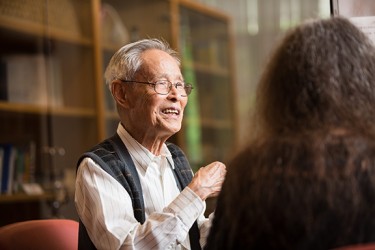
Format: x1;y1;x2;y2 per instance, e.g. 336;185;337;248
201;0;330;144
0;0;332;223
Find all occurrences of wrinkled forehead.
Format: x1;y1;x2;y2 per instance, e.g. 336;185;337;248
137;49;182;79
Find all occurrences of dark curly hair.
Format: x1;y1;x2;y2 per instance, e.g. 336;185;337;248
252;17;375;140
206;16;375;250
206;129;375;250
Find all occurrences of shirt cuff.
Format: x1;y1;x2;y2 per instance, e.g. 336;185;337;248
164;187;205;229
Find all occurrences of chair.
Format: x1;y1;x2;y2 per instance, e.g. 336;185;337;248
0;219;79;250
334;243;375;250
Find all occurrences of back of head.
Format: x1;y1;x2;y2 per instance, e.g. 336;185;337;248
206;129;375;250
253;17;375;139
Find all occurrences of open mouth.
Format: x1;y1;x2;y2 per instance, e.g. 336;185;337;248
162;108;180;115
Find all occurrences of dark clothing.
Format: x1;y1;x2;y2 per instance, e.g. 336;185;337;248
76;133;201;250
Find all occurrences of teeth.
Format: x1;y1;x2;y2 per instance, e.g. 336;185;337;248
163;109;179;114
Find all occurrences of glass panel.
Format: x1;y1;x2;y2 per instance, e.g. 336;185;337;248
100;0;171;137
333;0;375;17
0;0;52;199
0;0;97;221
179;5;235;170
331;0;375;44
98;0;237;172
45;0;97;219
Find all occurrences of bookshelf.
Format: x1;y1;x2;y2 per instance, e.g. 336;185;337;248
0;0;98;224
0;0;237;223
100;0;238;170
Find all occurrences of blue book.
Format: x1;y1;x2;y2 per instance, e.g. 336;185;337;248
1;144;15;194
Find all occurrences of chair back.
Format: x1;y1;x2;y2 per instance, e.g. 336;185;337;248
0;219;79;250
334;243;375;250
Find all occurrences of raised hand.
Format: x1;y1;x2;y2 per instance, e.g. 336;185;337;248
188;161;227;201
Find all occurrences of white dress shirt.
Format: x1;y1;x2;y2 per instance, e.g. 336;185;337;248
75;124;212;250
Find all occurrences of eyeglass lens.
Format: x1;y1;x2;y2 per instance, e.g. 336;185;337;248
154;82;191;96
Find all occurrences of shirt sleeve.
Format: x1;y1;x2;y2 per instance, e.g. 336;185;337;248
75;157;206;250
197;212;213;247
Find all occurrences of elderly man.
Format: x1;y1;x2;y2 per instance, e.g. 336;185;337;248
75;38;226;250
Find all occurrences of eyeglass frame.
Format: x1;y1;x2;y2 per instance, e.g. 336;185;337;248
118;79;193;97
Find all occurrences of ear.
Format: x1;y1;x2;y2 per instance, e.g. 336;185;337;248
112;80;130;108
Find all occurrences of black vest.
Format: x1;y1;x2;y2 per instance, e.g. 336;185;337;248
76;133;201;250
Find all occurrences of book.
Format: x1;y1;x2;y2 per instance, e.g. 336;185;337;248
0;147;4;189
0;60;7;101
6;148;17;194
5;55;48;105
46;56;63;107
3;54;63;106
0;144;16;194
23;141;36;184
13;148;25;193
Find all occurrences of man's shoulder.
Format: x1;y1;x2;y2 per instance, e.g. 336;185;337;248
166;142;183;154
77;135;120;168
166;142;191;169
86;133;126;156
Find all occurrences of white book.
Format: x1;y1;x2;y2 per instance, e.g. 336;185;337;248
5;54;48;105
6;147;17;195
4;54;63;107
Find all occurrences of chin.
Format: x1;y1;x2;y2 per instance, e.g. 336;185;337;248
171;127;181;134
167;126;181;135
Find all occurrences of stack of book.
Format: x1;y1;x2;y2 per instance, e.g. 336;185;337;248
0;141;37;195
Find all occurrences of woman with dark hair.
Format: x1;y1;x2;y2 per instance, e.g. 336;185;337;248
251;17;375;140
206;130;375;250
206;17;375;250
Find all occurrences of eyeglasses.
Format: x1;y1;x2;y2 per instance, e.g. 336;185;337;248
119;79;193;97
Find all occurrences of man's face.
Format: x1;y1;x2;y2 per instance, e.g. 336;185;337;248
125;49;188;140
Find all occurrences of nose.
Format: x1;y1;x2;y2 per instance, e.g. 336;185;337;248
167;85;182;102
169;83;180;96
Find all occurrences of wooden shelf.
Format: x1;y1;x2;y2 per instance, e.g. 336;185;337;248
0;102;96;117
0;0;99;223
0;16;92;46
0;193;54;204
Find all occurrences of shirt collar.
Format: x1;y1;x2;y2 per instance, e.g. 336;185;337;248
116;123;174;176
